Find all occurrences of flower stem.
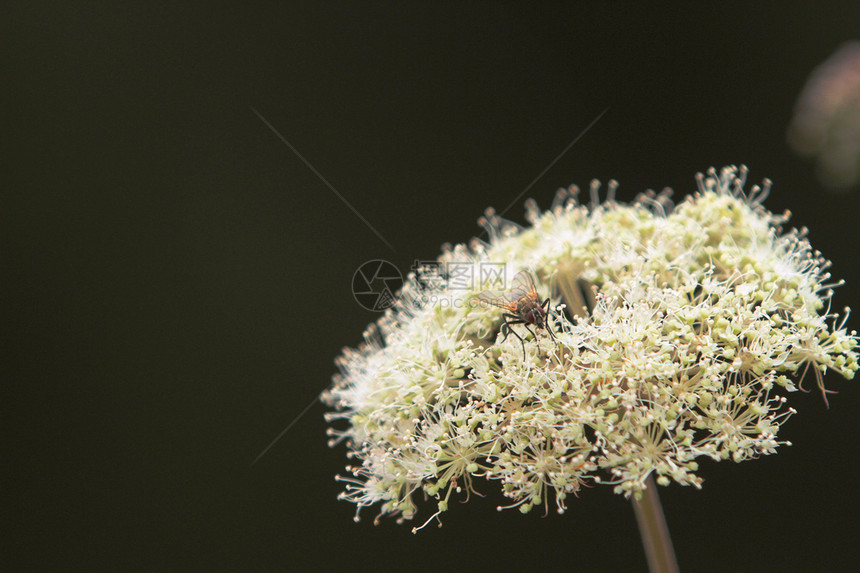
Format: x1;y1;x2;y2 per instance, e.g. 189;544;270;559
632;475;679;573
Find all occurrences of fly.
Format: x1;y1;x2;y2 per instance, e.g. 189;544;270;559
473;269;557;359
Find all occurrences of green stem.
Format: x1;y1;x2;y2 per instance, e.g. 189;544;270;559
632;475;679;573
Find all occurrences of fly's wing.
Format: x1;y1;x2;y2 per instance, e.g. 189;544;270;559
510;270;539;301
473;288;516;311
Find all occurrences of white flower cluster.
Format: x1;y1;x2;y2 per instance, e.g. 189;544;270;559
323;166;858;530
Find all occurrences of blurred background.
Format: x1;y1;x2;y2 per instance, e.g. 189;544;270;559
5;2;860;571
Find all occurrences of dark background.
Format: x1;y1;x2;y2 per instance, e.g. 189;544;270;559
5;2;860;571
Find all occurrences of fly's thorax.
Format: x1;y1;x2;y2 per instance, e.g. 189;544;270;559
517;297;546;325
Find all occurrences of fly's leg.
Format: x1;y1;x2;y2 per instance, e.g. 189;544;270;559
500;314;527;360
541;298;558;341
522;323;540;354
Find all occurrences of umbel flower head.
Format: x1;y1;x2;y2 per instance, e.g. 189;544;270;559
323;166;858;531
